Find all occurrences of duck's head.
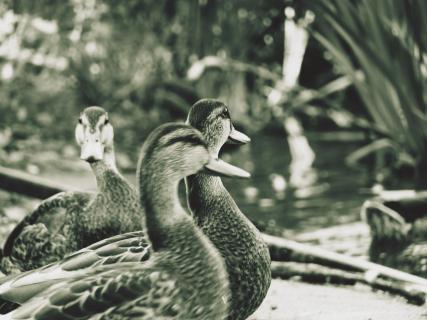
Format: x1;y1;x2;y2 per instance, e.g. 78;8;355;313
139;123;250;182
75;106;114;164
186;99;250;157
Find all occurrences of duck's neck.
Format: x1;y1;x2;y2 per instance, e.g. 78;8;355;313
186;173;229;223
90;146;119;190
140;165;228;307
103;145;117;171
184;147;225;222
141;171;187;251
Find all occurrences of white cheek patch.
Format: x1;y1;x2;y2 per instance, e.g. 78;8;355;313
101;124;114;145
75;124;85;145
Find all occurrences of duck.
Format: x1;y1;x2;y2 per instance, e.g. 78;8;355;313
185;99;271;320
0;123;250;319
1;106;143;274
361;199;427;277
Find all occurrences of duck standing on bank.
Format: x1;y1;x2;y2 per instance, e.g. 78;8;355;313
0;123;251;320
1;106;144;274
186;99;271;320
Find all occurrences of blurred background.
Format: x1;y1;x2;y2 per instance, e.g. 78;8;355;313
0;0;427;256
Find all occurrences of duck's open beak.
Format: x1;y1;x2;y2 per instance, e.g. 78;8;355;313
204;158;250;179
80;134;104;163
227;126;251;145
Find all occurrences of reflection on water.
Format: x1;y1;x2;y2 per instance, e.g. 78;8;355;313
222;132;371;234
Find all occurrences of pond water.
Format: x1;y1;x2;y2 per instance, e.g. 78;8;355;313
221;131;372;234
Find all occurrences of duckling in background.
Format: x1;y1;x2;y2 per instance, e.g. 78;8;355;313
186;99;271;320
0;123;250;320
1;106;144;274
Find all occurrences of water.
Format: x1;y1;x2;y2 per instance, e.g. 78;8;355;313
221;132;371;234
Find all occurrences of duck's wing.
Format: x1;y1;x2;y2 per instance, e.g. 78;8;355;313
0;231;151;305
3;191;93;256
1;192;94;274
1;262;180;320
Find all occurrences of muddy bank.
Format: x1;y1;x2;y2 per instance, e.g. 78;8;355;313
250;279;425;320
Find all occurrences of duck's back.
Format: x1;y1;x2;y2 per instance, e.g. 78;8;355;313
1;191;93;274
68;170;142;250
1;169;144;274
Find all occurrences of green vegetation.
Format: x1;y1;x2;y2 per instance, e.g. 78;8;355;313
0;0;287;166
312;0;427;188
1;0;427;190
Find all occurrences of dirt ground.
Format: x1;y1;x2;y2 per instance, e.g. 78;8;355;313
249;279;426;320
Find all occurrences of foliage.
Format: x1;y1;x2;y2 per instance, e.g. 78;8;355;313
0;0;294;166
311;0;427;186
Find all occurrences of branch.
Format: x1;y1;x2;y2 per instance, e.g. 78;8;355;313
0;165;72;199
271;261;425;305
187;56;281;82
263;233;427;292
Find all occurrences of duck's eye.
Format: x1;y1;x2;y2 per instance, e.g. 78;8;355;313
104;118;109;125
221;108;229;118
78;118;83;124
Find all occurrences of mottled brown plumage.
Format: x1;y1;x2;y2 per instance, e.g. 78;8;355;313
1;107;144;274
0;123;242;320
68;160;141;250
186;99;271;320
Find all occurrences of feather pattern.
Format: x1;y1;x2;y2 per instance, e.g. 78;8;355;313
0;123;231;320
186;99;271;320
1;107;146;274
1;191;92;274
0;232;150;305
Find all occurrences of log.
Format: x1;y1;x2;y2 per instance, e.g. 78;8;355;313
271;261;425;305
264;233;427;292
293;222;370;258
0;165;71;199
